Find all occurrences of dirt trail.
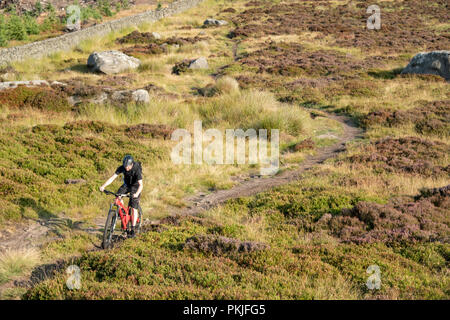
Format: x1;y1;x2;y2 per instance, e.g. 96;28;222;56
167;113;364;217
0;112;363;296
0;112;363;254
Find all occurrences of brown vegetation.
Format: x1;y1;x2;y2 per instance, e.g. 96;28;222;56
361;100;450;137
329;185;450;244
229;0;449;54
184;234;269;255
0;86;71;112
345;137;450;177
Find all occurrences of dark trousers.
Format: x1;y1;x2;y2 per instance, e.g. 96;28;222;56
116;184;140;209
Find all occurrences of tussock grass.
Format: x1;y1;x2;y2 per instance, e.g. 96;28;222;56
215;76;240;94
3;0;449;300
197;89;312;136
0;248;40;284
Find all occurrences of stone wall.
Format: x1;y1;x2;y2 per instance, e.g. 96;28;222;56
0;0;203;67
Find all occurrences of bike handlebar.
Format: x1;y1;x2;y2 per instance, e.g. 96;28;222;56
102;190;131;198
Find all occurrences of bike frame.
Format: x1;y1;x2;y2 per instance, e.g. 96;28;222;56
114;196;139;230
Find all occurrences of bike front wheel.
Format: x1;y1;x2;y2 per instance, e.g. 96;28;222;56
102;205;118;249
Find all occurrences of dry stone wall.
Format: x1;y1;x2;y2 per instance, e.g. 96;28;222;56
0;0;203;66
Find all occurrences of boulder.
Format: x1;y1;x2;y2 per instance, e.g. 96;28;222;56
401;50;450;80
203;18;228;26
87;51;141;75
132;89;150;104
188;57;209;69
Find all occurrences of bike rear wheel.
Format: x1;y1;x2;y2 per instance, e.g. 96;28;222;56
102;205;118;249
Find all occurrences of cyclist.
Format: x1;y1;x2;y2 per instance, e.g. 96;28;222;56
99;155;143;238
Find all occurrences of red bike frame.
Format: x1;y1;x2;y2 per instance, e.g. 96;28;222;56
115;196;140;230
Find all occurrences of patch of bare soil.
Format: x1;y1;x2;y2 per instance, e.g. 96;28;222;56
345;137;450;177
329;184;450;244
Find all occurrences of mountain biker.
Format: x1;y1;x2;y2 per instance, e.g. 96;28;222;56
99;155;143;238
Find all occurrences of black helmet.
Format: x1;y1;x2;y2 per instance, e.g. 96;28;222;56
123;155;134;167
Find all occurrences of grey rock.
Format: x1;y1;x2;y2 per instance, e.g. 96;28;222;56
64;22;81;33
111;89;150;104
151;32;161;39
87;51;141;75
110;90;132;103
67;92;107;106
401;50;450;80
204;18;228;26
132;89;150;104
188;57;208;69
0;80;49;90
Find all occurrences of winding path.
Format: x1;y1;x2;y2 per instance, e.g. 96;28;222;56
166;113;364;217
0;113;363;254
0;112;364;294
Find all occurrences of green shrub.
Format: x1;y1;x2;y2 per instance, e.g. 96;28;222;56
81;6;103;22
40;10;60;32
6;15;27;41
0;16;7;47
23;15;40;35
99;0;114;17
121;0;130;10
34;1;44;16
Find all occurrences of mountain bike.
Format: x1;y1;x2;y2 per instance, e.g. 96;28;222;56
101;190;142;249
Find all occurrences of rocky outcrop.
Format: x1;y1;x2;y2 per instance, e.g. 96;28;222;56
401;50;450;80
203;18;228;26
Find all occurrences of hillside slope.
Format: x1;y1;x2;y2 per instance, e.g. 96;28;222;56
0;0;448;299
